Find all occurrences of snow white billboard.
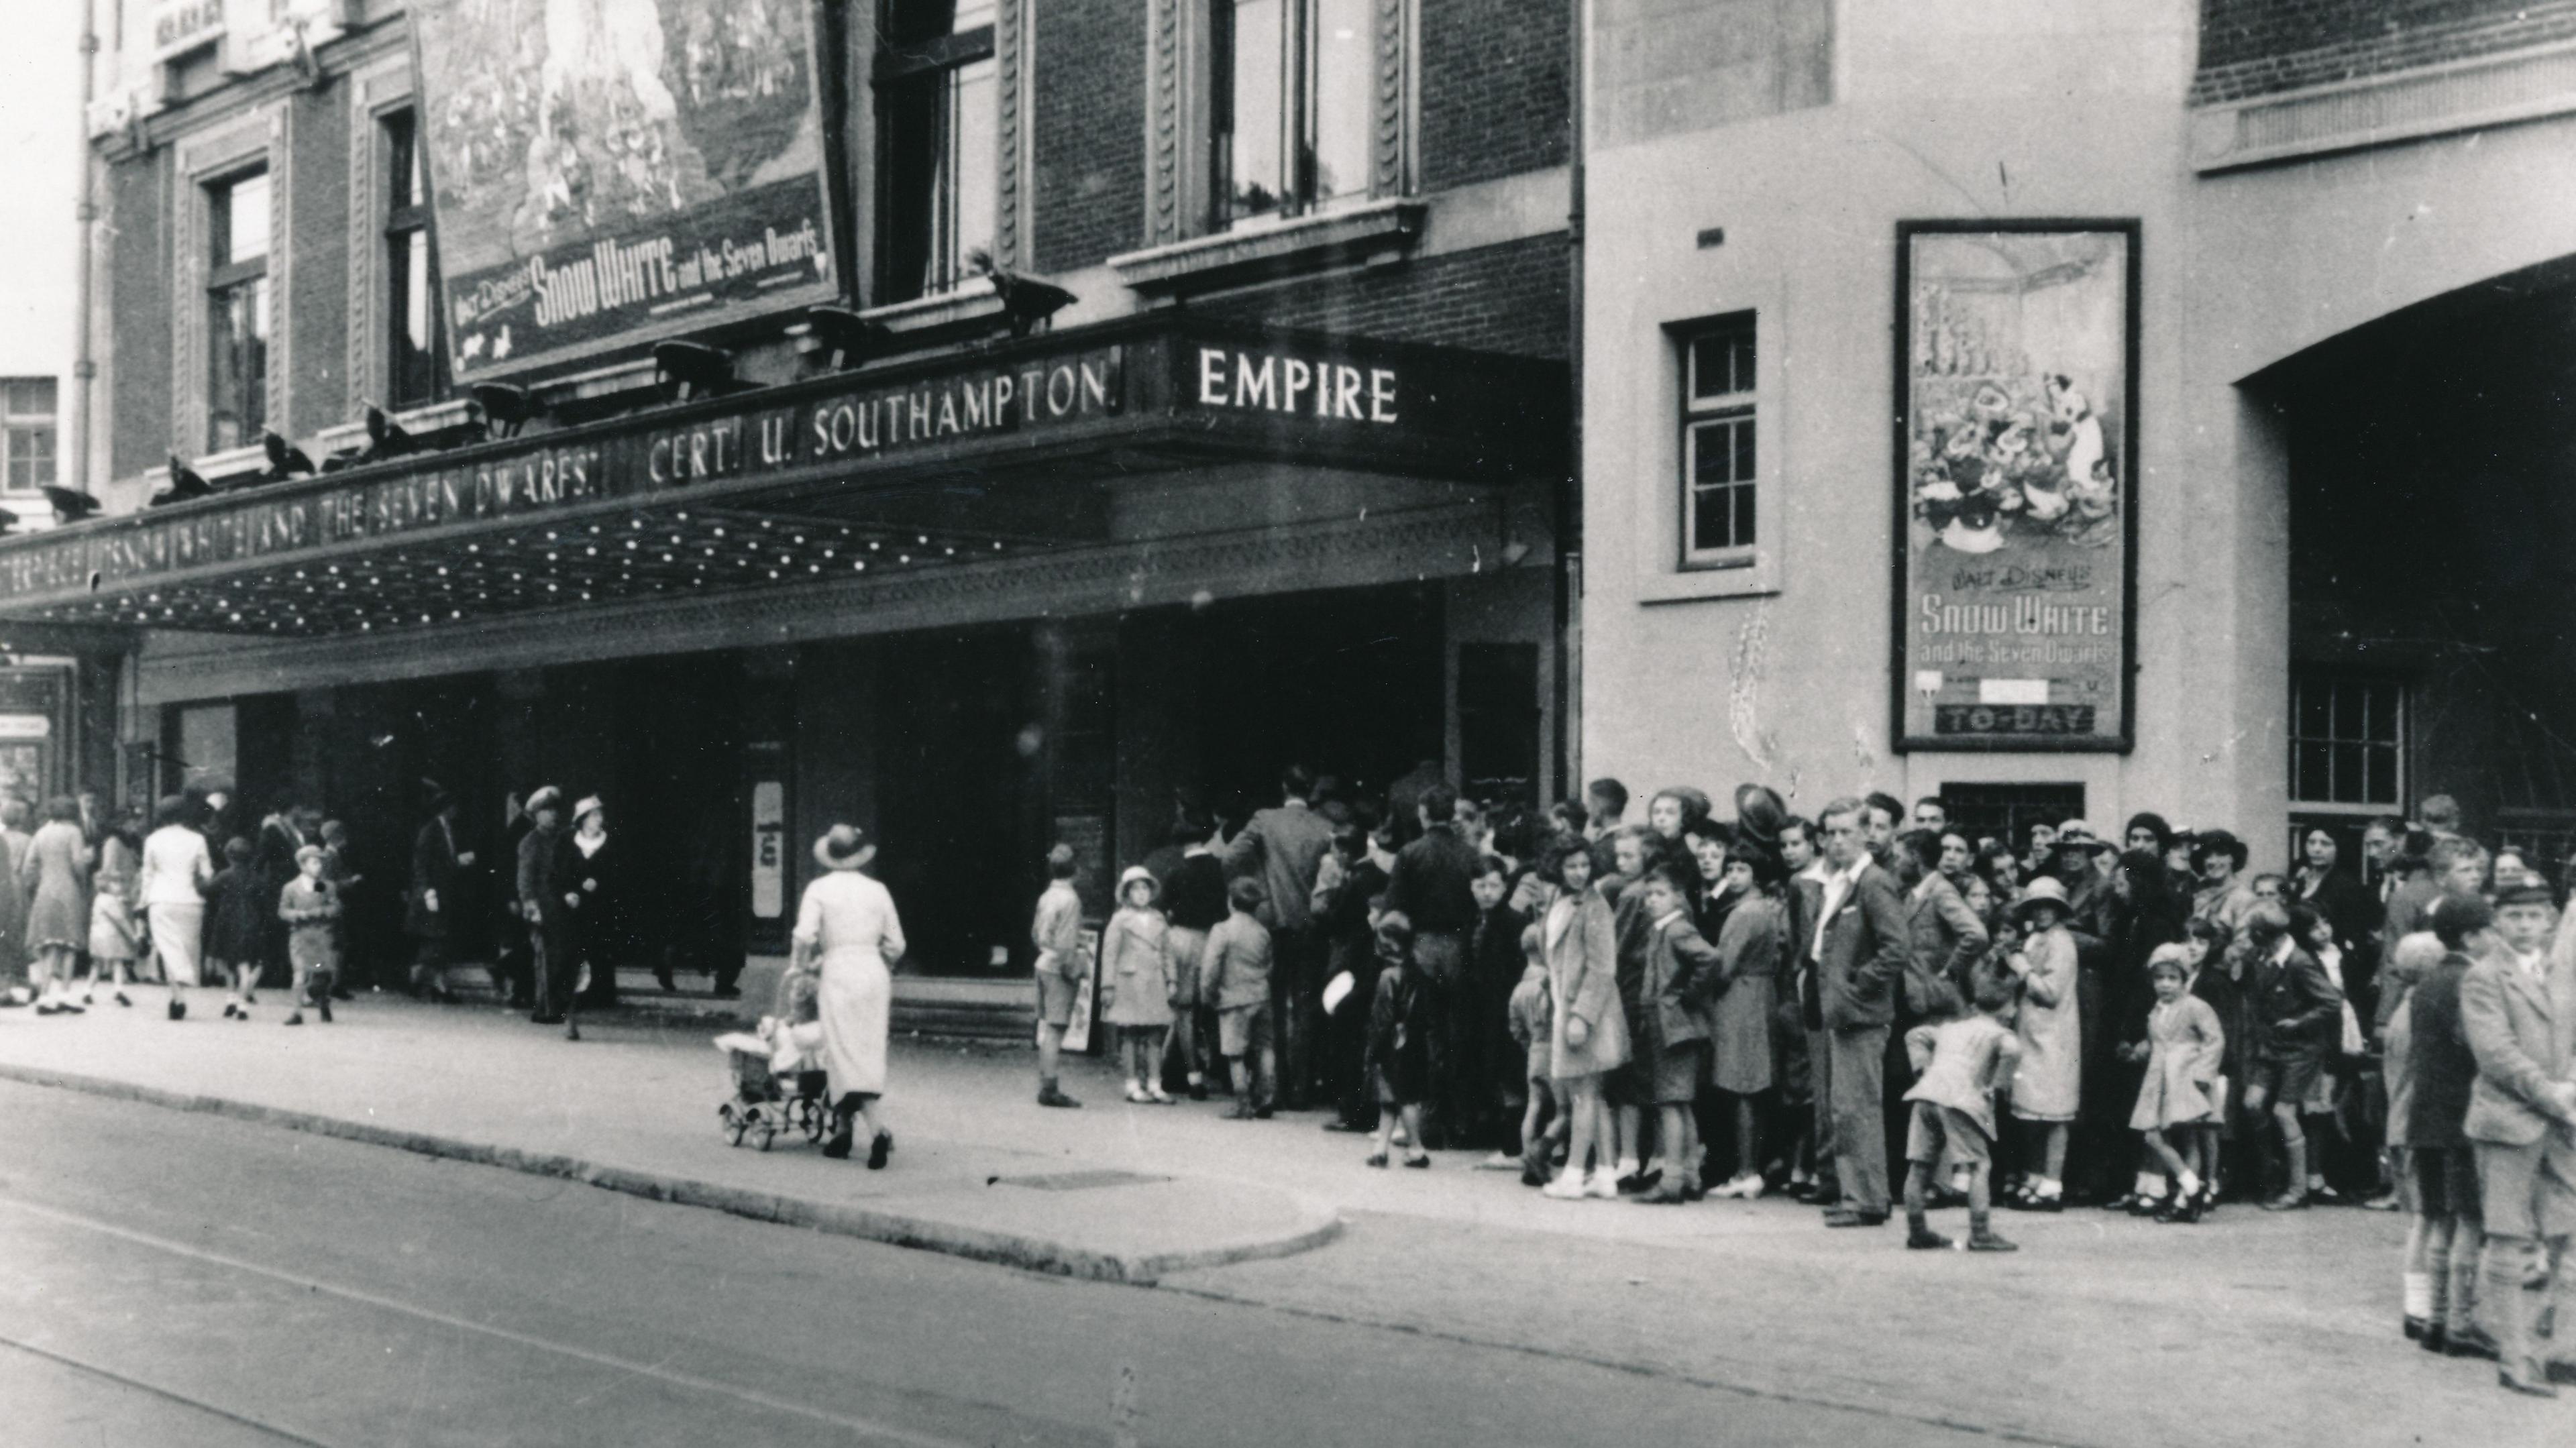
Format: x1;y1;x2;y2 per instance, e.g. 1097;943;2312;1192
411;0;839;380
1894;222;2139;753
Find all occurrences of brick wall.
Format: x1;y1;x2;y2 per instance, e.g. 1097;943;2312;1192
1420;0;1570;190
1196;234;1570;359
2194;0;2576;103
107;153;169;481
1032;0;1147;274
286;90;351;441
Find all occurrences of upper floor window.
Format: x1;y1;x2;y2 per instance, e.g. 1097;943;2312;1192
877;0;998;303
206;168;271;452
1212;0;1371;227
1678;313;1758;569
382;111;448;410
0;378;56;492
2288;669;2404;810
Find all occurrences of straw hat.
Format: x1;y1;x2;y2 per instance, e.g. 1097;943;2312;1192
524;785;564;817
2010;875;2074;924
1116;864;1159;901
813;824;876;871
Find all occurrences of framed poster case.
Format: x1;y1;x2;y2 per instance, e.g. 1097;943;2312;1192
1892;220;2141;753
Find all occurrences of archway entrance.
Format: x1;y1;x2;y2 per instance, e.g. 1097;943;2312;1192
2258;254;2576;881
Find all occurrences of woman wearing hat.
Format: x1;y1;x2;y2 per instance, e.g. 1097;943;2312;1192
794;825;908;1165
2006;876;2083;1209
568;796;629;1011
1099;865;1178;1104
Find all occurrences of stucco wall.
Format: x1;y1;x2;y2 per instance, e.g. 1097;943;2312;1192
1580;0;2576;869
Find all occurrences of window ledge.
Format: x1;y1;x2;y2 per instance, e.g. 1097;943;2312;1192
861;278;1004;335
1108;200;1427;296
184;443;270;486
308;397;480;462
1637;555;1780;606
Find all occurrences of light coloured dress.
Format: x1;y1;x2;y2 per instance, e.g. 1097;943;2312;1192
1545;888;1629;1080
2010;925;2082;1123
2129;994;2227;1129
89;836;142;964
138;823;213;987
794;869;906;1099
1098;906;1175;1029
18;820;92;955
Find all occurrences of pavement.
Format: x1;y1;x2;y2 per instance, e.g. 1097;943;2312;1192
3;986;2572;1446
0;989;1340;1285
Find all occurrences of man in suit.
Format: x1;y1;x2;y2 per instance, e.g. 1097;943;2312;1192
1809;797;1913;1226
1225;765;1336;1110
1781;816;1833;1203
517;786;581;1038
405;787;477;1002
2459;881;2576;1396
1385;782;1487;1147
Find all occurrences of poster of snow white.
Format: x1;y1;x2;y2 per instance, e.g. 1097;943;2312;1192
1894;221;2139;753
409;0;841;381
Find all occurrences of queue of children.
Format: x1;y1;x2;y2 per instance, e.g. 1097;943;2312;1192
1026;776;2576;1395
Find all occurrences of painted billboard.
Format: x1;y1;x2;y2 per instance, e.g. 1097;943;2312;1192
1894;222;2139;753
410;0;839;380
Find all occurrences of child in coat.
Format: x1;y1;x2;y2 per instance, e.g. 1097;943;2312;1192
1508;926;1561;1186
206;837;268;1021
1030;844;1088;1109
1635;867;1720;1204
2129;946;2228;1221
279;845;343;1026
1902;966;2025;1251
2006;883;2082;1209
1099;865;1177;1105
1366;912;1430;1168
1204;877;1277;1119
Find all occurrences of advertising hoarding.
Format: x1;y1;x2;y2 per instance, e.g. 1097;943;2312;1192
409;0;840;380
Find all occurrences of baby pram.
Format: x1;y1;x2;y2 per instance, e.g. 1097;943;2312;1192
713;1017;831;1150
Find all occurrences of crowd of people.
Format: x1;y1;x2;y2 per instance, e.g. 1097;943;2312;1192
0;778;648;1040
0;785;359;1025
994;770;2573;1398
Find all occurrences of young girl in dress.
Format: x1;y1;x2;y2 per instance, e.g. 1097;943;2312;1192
2130;946;2227;1221
2006;880;2082;1210
1540;840;1629;1200
1099;866;1177;1104
84;808;144;1007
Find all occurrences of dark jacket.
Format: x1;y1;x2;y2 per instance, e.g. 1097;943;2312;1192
202;864;270;966
517;823;576;928
1640;909;1719;1046
1224;801;1334;933
2405;952;2479;1151
1903;873;1987;1022
1161;852;1229;933
1813;861;1912;1032
2250;940;2343;1060
406;816;468;942
1367;962;1429;1103
1384;824;1483;937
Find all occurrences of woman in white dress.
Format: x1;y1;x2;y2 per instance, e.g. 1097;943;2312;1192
794;825;906;1168
138;794;214;1019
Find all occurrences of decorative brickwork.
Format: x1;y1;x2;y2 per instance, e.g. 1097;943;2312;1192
1419;0;1568;190
1194;234;1570;359
107;153;170;480
997;0;1027;268
2194;0;2576;104
1032;0;1149;274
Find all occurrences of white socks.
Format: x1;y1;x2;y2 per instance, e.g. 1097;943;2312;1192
2136;1170;2165;1198
2403;1271;2434;1321
2176;1170;2203;1201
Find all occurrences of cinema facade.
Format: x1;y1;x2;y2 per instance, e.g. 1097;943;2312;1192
17;0;1576;1000
1579;0;2576;875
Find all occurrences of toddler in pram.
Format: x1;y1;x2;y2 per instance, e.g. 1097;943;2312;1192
713;972;830;1150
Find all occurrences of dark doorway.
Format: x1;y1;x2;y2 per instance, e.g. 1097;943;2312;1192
1189;582;1446;824
873;626;1045;977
